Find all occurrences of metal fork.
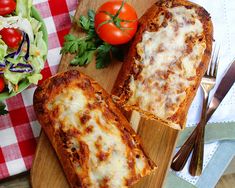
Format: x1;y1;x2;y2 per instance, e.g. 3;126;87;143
171;45;220;175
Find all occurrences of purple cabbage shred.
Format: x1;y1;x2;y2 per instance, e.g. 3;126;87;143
1;31;33;74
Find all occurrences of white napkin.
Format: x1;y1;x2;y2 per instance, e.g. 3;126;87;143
174;0;235;184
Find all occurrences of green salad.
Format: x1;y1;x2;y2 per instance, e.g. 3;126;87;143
0;0;47;100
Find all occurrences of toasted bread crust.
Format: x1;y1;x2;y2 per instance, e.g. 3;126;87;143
33;70;156;188
33;71;84;188
112;0;213;130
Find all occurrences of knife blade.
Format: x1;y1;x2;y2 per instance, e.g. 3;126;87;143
206;58;235;121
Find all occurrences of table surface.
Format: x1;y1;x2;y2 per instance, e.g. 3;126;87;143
0;157;234;188
0;171;234;188
0;174;234;188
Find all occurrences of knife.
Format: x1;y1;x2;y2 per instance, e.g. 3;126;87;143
206;58;235;121
171;58;235;171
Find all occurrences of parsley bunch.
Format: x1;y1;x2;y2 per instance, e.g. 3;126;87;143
0;102;8;115
61;10;123;69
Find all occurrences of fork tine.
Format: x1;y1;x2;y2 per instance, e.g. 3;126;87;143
213;55;219;77
210;46;216;76
211;45;220;77
207;44;219;77
207;44;216;76
206;61;212;76
212;46;220;77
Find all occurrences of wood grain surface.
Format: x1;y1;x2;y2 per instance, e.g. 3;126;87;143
30;0;179;188
2;170;235;188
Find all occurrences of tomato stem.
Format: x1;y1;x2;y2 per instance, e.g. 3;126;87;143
100;10;114;18
98;1;132;31
113;0;126;19
99;10;136;23
96;19;113;32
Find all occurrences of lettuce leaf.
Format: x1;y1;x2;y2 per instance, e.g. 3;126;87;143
4;68;28;85
0;39;7;61
34;31;47;57
16;0;32;18
27;73;42;84
30;17;42;34
30;56;44;72
6;58;19;65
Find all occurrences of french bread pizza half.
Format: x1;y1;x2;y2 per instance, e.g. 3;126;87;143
112;0;213;130
33;70;156;188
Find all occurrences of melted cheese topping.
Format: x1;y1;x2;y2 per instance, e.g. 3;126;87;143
127;6;206;119
47;87;150;187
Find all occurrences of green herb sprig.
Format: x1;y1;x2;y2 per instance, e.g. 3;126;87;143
60;10;123;69
0;102;8;115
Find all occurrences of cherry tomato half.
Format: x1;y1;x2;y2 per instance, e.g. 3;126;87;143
95;0;138;45
0;77;5;92
0;0;16;16
0;28;23;49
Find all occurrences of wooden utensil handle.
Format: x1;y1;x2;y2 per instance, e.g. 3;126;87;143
171;126;198;171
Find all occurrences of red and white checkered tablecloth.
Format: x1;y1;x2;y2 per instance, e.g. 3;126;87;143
0;0;78;180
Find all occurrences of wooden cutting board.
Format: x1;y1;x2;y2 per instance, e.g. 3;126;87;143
30;1;179;187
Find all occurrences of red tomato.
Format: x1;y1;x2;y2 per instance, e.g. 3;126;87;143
95;0;138;45
0;0;16;16
0;28;23;49
0;77;5;92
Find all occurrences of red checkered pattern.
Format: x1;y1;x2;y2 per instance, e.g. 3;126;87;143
0;0;78;179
